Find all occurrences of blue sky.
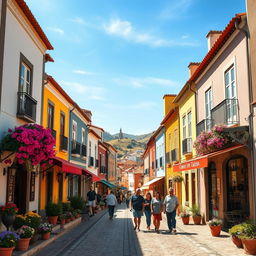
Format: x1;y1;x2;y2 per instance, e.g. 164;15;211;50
26;0;245;135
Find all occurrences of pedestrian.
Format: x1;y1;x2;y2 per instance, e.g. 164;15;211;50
163;187;179;234
131;188;144;231
152;192;163;233
87;185;96;217
106;191;117;220
126;191;131;208
144;192;152;230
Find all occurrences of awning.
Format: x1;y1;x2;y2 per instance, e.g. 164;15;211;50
100;180;116;188
140;177;164;190
173;144;244;172
53;156;82;175
120;186;127;190
82;169;101;182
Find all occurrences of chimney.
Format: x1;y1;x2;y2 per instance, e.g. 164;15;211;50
163;94;176;116
206;30;222;51
188;62;200;78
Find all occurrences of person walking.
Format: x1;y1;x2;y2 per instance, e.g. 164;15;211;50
164;188;179;234
152;192;163;233
144;192;152;230
87;185;96;217
131;188;144;231
126;191;131;208
106;191;117;220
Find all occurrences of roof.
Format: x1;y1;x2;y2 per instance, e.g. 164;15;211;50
140;177;165;190
89;124;104;132
173;13;245;104
163;94;177;99
45;53;54;62
103;142;118;152
160;107;178;125
88;129;101;140
15;0;53;50
206;30;222;38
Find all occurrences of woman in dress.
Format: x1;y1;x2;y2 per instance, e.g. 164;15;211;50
144;192;152;230
152;192;163;233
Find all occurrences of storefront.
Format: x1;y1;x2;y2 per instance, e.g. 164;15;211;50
140;177;165;197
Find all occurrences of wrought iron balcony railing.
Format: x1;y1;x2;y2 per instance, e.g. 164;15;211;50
71;140;81;156
182;138;192;155
171;148;178;162
17;92;37;122
60;135;68;151
81;144;87;157
196;119;212;136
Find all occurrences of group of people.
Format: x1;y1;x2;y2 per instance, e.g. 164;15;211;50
130;187;179;233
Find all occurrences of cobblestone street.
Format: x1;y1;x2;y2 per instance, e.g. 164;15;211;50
35;205;243;256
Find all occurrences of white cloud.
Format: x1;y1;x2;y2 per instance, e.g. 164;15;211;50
61;81;106;101
47;26;64;35
103;18;197;47
72;69;95;75
160;0;193;20
71;17;86;25
113;76;179;88
103;101;157;110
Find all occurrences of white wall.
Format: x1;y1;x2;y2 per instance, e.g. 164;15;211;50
87;133;98;175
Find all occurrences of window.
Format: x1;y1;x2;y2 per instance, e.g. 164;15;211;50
205;88;213;130
185;173;189;202
19;61;32;94
89;141;92;157
47;103;54;129
82;128;86;145
95;145;97;165
72;121;77;141
60;113;65;135
187;112;192;138
174;129;178;149
182;115;186;139
225;65;237;123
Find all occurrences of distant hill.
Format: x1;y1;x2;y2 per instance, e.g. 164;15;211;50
103;131;153;142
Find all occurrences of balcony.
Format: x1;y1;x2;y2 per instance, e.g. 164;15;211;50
171;148;178;162
60;135;68;151
71;140;81;157
196;119;212;136
89;156;94;167
165;152;170;164
182;138;192;155
100;166;106;173
51;129;56;140
81;144;87;158
211;98;239;127
17;92;37;122
96;159;99;168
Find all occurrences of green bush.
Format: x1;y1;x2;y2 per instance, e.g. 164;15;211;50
62;202;71;212
190;204;201;217
69;196;85;210
45;202;62;216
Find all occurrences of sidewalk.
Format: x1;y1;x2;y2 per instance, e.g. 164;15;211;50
174;216;244;256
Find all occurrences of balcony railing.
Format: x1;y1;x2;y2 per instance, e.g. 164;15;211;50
182;138;192;155
71;140;81;156
211;98;239;127
196;119;212;136
81;144;87;157
60;135;68;151
171;148;178;162
100;166;106;173
17;92;37;122
165;152;170;164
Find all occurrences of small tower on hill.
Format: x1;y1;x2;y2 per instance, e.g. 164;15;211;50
119;128;124;140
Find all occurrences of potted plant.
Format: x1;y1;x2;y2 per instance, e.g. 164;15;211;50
46;202;62;225
62;202;71;213
180;206;190;225
71;211;75;221
15;225;34;251
229;223;246;248
0;203;18;230
208;218;222;237
190;204;202;225
69;196;85;211
38;223;52;240
65;212;72;223
59;214;66;225
74;209;81;219
238;222;256;255
0;231;19;256
171;174;184;183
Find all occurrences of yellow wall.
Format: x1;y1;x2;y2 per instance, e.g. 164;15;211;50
163;95;176;116
177;88;198;208
40;82;70;210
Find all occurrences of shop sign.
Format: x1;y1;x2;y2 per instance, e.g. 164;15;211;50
173;157;208;172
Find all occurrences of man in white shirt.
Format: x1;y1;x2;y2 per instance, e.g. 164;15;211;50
106;191;117;220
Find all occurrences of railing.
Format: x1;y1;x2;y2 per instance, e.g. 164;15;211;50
211;98;239;127
100;166;106;173
196;119;212;136
60;135;68;151
71;140;81;156
165;152;170;164
171;148;178;162
182;138;192;155
17;92;37;122
81;144;87;157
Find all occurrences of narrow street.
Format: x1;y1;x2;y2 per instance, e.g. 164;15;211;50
35;205;222;256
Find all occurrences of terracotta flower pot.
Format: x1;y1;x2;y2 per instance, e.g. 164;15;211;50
0;247;15;256
231;235;243;248
65;218;71;224
192;216;202;225
41;232;51;240
71;216;75;221
48;216;58;225
242;239;256;255
181;216;190;225
210;225;222;237
16;238;31;251
60;219;65;225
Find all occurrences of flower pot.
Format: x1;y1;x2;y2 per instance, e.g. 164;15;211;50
41;232;51;240
65;218;71;224
242;239;256;255
192;216;202;225
1;214;16;230
16;238;31;251
0;247;15;256
48;216;58;225
181;216;190;225
60;219;65;225
71;216;75;221
210;225;222;237
231;235;243;248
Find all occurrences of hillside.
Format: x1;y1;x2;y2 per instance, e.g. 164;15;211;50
103;131;153;142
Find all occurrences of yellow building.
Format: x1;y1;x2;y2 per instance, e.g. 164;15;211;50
40;76;72;210
172;82;198;208
161;95;181;202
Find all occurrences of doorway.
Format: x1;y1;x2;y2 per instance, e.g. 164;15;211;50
192;173;196;205
46;171;53;203
208;162;217;219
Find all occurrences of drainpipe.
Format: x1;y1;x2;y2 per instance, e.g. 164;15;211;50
235;18;256;219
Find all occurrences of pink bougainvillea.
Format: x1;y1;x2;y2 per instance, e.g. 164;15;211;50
194;125;232;155
1;124;56;166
